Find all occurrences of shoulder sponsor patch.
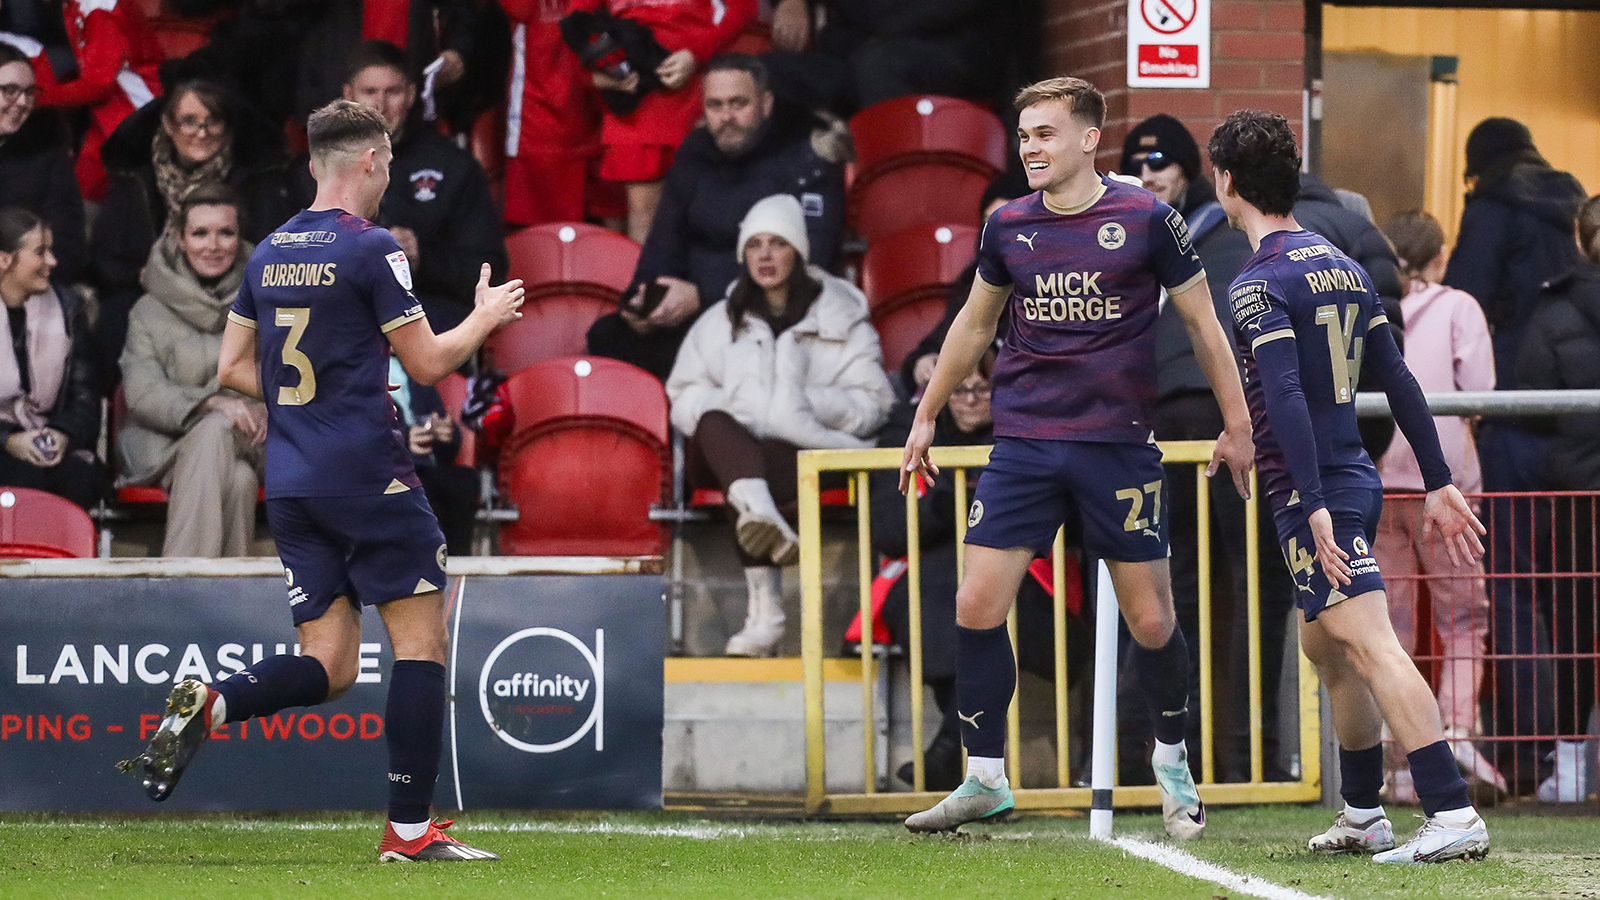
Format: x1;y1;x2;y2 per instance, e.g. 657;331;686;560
386;250;413;291
1165;208;1193;254
1229;279;1269;328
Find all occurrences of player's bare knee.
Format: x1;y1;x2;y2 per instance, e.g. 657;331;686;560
1124;603;1175;649
954;582;1008;630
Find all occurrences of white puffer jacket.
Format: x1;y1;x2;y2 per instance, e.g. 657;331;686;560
667;268;895;449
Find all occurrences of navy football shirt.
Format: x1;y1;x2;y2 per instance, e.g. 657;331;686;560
974;175;1205;443
229;208;427;498
1229;229;1451;516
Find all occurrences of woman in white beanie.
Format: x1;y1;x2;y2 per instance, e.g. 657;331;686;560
668;193;895;656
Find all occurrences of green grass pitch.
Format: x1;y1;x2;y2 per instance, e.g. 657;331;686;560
2;806;1598;899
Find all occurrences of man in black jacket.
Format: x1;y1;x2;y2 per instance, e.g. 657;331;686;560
0;43;82;282
586;53;847;381
294;40;507;334
1446;118;1586;792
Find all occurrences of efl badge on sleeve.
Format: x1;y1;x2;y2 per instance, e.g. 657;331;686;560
386;250;413;291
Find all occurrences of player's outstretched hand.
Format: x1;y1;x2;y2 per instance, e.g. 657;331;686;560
1308;507;1352;587
899;415;939;495
1206;425;1255;499
475;263;524;328
1423;484;1487;566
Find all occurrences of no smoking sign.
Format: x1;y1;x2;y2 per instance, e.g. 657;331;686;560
1127;0;1210;88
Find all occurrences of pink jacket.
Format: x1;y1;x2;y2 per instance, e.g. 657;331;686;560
1378;281;1495;494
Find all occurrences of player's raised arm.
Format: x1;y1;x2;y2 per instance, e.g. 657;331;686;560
899;275;1009;493
389;263;524;385
1168;277;1254;498
1363;315;1486;564
218;318;263;401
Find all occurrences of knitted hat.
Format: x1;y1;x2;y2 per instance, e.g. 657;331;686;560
1120;113;1201;181
737;194;810;263
1464;118;1535;178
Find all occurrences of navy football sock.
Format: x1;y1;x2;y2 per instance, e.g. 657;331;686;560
956;624;1015;760
1132;627;1190;746
386;659;446;825
1407;740;1472;817
212;654;329;722
1339;743;1385;810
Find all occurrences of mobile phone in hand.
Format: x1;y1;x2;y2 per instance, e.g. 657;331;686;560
628;281;669;318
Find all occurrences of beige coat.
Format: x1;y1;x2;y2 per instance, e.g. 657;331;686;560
667;268;894;449
117;236;252;485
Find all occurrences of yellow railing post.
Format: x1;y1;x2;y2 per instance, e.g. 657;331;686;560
1052;527;1070;788
799;451;826;811
856;471;875;793
905;485;925;793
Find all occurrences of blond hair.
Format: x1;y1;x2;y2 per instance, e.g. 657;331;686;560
1013;76;1105;128
307;99;387;164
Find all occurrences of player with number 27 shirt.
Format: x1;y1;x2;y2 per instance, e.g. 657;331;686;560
1211;108;1490;864
120;100;524;863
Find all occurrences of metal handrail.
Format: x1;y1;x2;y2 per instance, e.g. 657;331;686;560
1355;389;1600;417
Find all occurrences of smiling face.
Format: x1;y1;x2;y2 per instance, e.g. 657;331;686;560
180;203;240;280
343;64;415;137
1;225;55;298
1018;99;1098;193
163;90;230;166
0;60;37;137
744;233;797;291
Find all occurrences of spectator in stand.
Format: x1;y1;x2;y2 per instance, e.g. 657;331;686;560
118;185;263;557
499;0;611;227
1446;118;1587;793
167;0;320;127
0;0;75;87
91;77;294;393
572;0;755;243
865;349;1088;789
1375;210;1504;799
667;194;893;656
0;43;83;282
762;0;1006;113
26;0;163;202
587;53;847;381
0;207;102;510
292;40;506;333
898;167;1030;397
388;357;478;556
1515;193;1600;804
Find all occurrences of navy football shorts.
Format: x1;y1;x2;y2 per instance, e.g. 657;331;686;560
1272;486;1386;622
266;487;449;626
964;437;1168;562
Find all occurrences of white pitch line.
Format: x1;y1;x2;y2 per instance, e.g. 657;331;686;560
1111;836;1340;900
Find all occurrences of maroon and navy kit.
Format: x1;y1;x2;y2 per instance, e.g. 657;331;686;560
964;176;1205;560
1229;229;1453;619
230;208;448;624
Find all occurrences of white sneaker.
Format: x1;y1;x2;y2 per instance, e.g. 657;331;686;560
1308;811;1395;855
1371;813;1489;864
1536;740;1590;803
1447;735;1508;798
1152;743;1205;841
726;478;800;565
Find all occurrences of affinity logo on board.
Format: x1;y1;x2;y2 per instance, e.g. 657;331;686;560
478;628;604;754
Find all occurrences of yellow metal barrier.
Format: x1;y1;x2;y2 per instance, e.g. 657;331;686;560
798;441;1322;814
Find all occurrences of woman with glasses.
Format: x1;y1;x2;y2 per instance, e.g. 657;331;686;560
0;43;83;283
89;78;295;393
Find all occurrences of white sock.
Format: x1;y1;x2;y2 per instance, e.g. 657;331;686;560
208;691;228;733
966;755;1006;788
390;819;430;841
1345;803;1384;825
1152;739;1185;769
1433;806;1479;827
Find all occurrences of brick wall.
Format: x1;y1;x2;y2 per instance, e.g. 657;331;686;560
1041;0;1307;171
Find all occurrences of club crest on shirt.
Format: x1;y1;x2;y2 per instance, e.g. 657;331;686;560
437;542;448;571
386;250;413;290
968;500;984;528
1097;222;1125;250
1353;535;1369;556
410;168;444;201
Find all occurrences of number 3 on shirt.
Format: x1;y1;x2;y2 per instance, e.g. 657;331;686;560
275;307;317;405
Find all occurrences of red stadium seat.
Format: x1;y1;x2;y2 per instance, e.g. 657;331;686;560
503;222;639;299
860;223;978;311
496;357;668;557
0;487;94;558
109;386;170;505
848;96;1008;239
872;296;948;373
434;372;477;469
483;293;615;375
